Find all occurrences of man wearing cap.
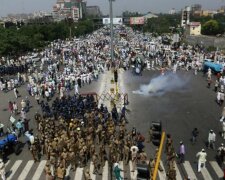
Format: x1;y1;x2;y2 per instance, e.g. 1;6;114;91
208;130;216;150
196;149;207;172
130;145;139;172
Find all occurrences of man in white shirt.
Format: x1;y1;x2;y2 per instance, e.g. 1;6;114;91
208;130;216;150
196;149;207;172
130;145;139;172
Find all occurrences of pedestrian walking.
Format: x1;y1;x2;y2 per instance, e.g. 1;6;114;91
8;101;13;114
220;107;225;122
208;130;216;150
130;145;138;172
178;141;185;163
217;143;225;166
196;149;207;172
215;80;219;92
207;77;212;88
13;87;18;98
221;91;225;105
191;128;199;144
74;83;79;95
35;93;40;104
13;102;18;115
113;162;123;180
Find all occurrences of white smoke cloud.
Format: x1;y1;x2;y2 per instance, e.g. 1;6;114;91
133;73;190;96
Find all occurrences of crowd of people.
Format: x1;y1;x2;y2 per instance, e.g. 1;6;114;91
28;96;147;179
1;24;225;180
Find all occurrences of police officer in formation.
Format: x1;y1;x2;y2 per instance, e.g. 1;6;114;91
32;94;147;179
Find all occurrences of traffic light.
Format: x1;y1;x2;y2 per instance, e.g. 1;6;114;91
151;121;162;146
114;69;118;83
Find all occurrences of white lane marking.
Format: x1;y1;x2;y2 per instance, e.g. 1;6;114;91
8;160;22;180
210;161;223;178
102;161;108;180
32;160;47;180
18;160;34;180
174;162;182;180
90;161;96;180
183;161;197;180
74;167;83;180
129;160;137;180
201;167;213;180
158;160;166;180
119;161;124;178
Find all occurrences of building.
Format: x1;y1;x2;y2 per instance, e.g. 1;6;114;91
169;8;176;15
185;22;201;36
181;6;191;27
86;6;102;17
191;4;202;13
53;0;87;21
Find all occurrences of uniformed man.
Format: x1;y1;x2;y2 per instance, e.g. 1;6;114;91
123;143;130;165
92;153;100;175
56;163;66;180
83;169;92;180
166;166;176;180
30;144;38;162
68;148;76;171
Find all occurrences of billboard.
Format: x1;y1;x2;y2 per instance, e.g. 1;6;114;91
102;18;123;25
130;17;145;25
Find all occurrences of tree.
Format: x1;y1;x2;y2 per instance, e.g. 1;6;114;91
201;20;222;35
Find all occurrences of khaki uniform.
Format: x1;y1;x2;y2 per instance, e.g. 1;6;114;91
166;168;176;180
83;169;92;180
92;154;100;174
30;144;38;162
56;165;65;180
123;144;130;164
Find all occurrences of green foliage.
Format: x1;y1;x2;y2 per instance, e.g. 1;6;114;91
201;20;222;35
144;14;181;34
0;19;95;56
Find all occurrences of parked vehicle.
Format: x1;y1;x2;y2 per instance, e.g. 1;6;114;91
0;134;21;155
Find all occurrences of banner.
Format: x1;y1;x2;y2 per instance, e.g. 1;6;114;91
10;116;16;124
130;17;145;25
102;18;123;25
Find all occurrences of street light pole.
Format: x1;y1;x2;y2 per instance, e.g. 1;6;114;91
109;0;114;63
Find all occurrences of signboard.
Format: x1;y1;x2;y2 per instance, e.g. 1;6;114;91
10;116;16;124
130;17;145;25
102;18;123;25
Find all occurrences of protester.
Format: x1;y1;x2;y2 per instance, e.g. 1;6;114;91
208;130;216;150
196;149;207;172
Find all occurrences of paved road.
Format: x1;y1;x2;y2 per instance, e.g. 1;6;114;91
0;68;224;179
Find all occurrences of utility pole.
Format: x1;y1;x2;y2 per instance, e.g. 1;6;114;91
109;0;114;63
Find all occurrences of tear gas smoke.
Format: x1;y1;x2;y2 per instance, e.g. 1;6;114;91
132;73;189;96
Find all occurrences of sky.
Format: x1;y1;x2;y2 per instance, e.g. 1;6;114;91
0;0;224;17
